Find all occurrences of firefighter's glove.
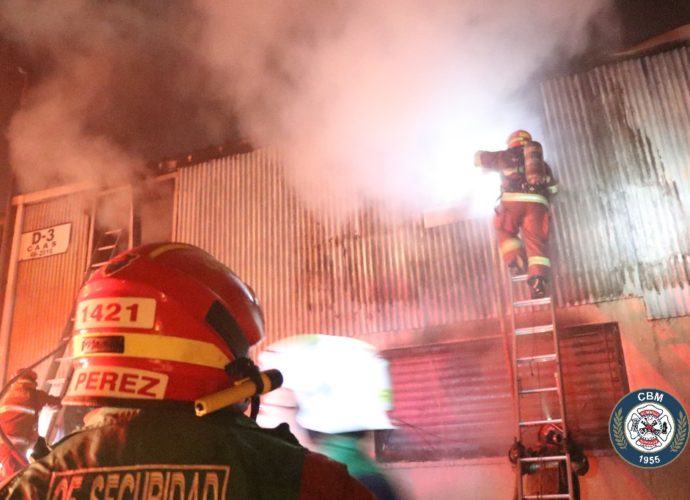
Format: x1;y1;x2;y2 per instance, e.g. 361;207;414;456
474;151;486;167
0;370;59;455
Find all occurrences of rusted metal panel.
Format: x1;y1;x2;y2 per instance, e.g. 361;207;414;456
376;337;514;461
5;194;90;379
541;45;690;318
375;322;626;461
175;150;504;345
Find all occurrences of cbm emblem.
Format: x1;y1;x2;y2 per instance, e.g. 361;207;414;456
609;388;688;468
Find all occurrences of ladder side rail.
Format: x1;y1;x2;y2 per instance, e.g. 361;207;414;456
565;452;574;500
509;276;521;442
550;295;570;443
550;292;574;500
509;274;524;500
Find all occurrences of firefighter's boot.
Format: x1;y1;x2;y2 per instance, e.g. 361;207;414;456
508;254;527;276
528;276;547;299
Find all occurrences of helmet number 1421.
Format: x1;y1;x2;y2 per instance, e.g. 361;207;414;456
75;298;157;330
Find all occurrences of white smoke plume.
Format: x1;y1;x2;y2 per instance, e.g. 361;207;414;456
0;0;616;215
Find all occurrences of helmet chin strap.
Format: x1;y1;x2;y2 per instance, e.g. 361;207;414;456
225;357;264;420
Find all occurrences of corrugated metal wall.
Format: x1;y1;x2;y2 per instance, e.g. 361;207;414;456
379;336;514;461
176;150;504;344
541;44;690;318
174;47;690;341
4;194;90;380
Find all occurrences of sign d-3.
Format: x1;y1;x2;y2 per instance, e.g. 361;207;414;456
19;222;72;261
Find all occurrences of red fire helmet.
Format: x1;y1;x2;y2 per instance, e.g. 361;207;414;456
62;243;264;407
507;129;532;148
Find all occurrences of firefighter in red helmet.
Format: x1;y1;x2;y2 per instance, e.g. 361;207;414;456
0;243;373;499
474;130;558;298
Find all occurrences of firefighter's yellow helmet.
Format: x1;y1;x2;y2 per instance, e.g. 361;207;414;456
507;129;532;148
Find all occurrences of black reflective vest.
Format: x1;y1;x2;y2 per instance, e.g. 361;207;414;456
0;408;309;499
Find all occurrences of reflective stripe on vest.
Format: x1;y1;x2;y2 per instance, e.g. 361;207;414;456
528;256;551;267
501;192;549;205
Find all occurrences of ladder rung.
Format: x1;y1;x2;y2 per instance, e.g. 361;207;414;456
46;378;67;386
52;356;73;363
511;274;529;282
520;455;568;463
515;324;554;336
523;495;571;499
517;354;557;364
519;418;563;427
91;261;108;269
514;297;551;308
97;244;117;251
519;386;559;395
104;229;123;235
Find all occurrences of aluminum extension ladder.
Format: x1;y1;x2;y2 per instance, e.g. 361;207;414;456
39;227;128;442
508;272;574;500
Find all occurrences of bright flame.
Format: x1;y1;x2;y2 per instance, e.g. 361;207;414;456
418;115;515;221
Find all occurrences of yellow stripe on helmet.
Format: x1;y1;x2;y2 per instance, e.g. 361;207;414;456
72;333;231;369
147;243;196;259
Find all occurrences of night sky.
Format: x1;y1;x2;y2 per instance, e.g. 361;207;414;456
617;0;690;47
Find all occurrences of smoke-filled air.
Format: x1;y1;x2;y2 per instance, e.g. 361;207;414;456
0;0;615;216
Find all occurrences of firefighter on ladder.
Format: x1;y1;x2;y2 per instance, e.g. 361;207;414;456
474;129;558;299
0;243;373;499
